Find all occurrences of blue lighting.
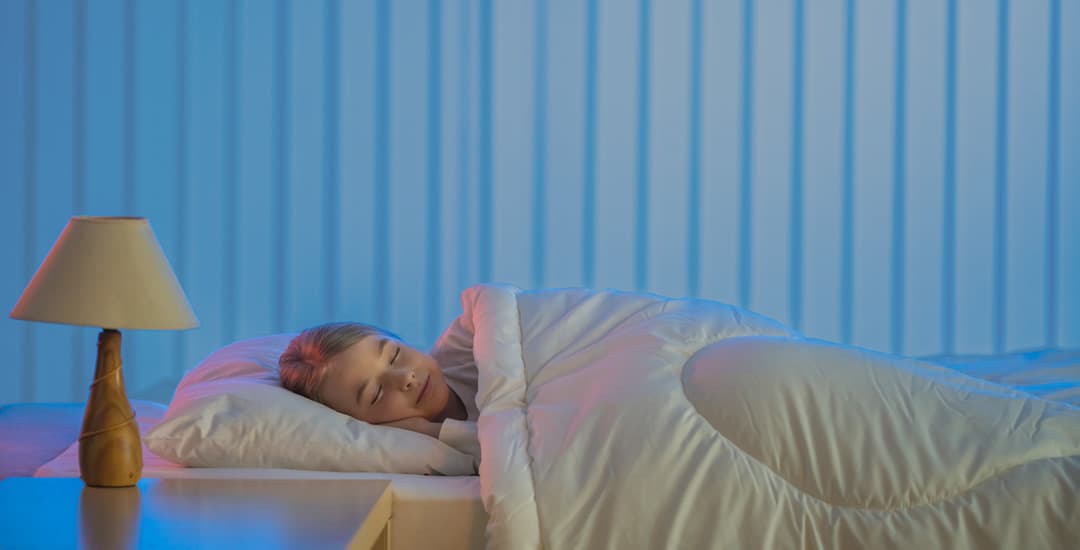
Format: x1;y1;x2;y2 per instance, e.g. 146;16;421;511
0;0;1076;403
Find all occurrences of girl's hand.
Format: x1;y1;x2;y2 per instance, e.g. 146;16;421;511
382;416;442;438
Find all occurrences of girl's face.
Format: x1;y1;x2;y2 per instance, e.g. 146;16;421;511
318;336;452;424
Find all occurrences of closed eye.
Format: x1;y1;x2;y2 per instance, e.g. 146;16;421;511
370;344;399;406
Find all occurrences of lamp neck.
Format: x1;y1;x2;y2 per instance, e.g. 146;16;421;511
93;329;123;380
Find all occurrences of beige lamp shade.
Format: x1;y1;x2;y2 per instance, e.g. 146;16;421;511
10;216;199;330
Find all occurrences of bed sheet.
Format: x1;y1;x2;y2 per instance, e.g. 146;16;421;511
926;347;1080;406
0;400;165;480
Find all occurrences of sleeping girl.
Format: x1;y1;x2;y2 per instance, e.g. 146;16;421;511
275;285;1080;549
278;319;481;465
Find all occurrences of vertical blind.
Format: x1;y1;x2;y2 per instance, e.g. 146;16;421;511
1;0;1077;404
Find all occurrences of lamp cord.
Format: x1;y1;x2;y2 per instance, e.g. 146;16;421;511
79;414;137;440
79;366;138;440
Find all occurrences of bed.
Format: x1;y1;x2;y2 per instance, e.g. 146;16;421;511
3;285;1079;549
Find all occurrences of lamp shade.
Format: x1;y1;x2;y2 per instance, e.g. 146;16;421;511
10;216;199;330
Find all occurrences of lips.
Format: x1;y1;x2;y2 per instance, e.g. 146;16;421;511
416;376;429;405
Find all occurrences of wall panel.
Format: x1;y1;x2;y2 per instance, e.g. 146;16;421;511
903;0;946;356
850;0;895;352
953;0;999;354
181;0;227;376
84;0;131;396
287;0;327;332
85;0;127;216
490;0;535;288
131;0;181;397
236;0;276;340
749;0;794;324
800;0;845;342
697;0;742;307
438;0;474;328
388;0;430;344
1004;0;1049;351
542;0;586;290
645;0;690;299
593;0;639;292
1060;0;1080;348
31;0;77;402
0;0;29;403
1;0;1076;403
338;0;377;328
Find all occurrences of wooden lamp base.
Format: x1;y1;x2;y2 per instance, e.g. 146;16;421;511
79;329;143;487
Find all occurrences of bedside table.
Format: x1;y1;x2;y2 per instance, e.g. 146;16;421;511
0;477;392;549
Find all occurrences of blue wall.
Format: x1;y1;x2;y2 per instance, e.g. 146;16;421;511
2;0;1079;404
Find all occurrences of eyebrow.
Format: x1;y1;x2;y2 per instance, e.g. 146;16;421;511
356;338;389;406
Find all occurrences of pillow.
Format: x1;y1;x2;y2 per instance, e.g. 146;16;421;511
145;334;476;475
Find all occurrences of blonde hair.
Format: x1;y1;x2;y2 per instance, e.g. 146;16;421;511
278;322;398;403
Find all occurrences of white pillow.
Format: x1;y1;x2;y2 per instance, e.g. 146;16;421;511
145;334;476;475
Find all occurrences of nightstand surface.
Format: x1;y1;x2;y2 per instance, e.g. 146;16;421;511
0;477;392;550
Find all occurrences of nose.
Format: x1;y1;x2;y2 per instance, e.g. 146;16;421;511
388;367;416;392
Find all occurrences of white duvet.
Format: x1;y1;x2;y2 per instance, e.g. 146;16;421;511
449;284;1080;549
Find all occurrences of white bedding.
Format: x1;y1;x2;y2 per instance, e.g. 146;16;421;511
451;284;1080;549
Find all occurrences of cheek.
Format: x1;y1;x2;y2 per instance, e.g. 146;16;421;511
330;397;365;422
432;376;451;410
380;393;417;421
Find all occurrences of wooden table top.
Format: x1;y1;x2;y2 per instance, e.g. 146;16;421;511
0;477;392;549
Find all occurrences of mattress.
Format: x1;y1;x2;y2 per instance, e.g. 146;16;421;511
31;407;486;550
924;347;1080;406
0;402;87;479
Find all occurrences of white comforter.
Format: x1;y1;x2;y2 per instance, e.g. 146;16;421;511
451;284;1080;549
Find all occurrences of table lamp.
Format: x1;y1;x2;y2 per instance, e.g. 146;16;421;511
10;216;198;487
